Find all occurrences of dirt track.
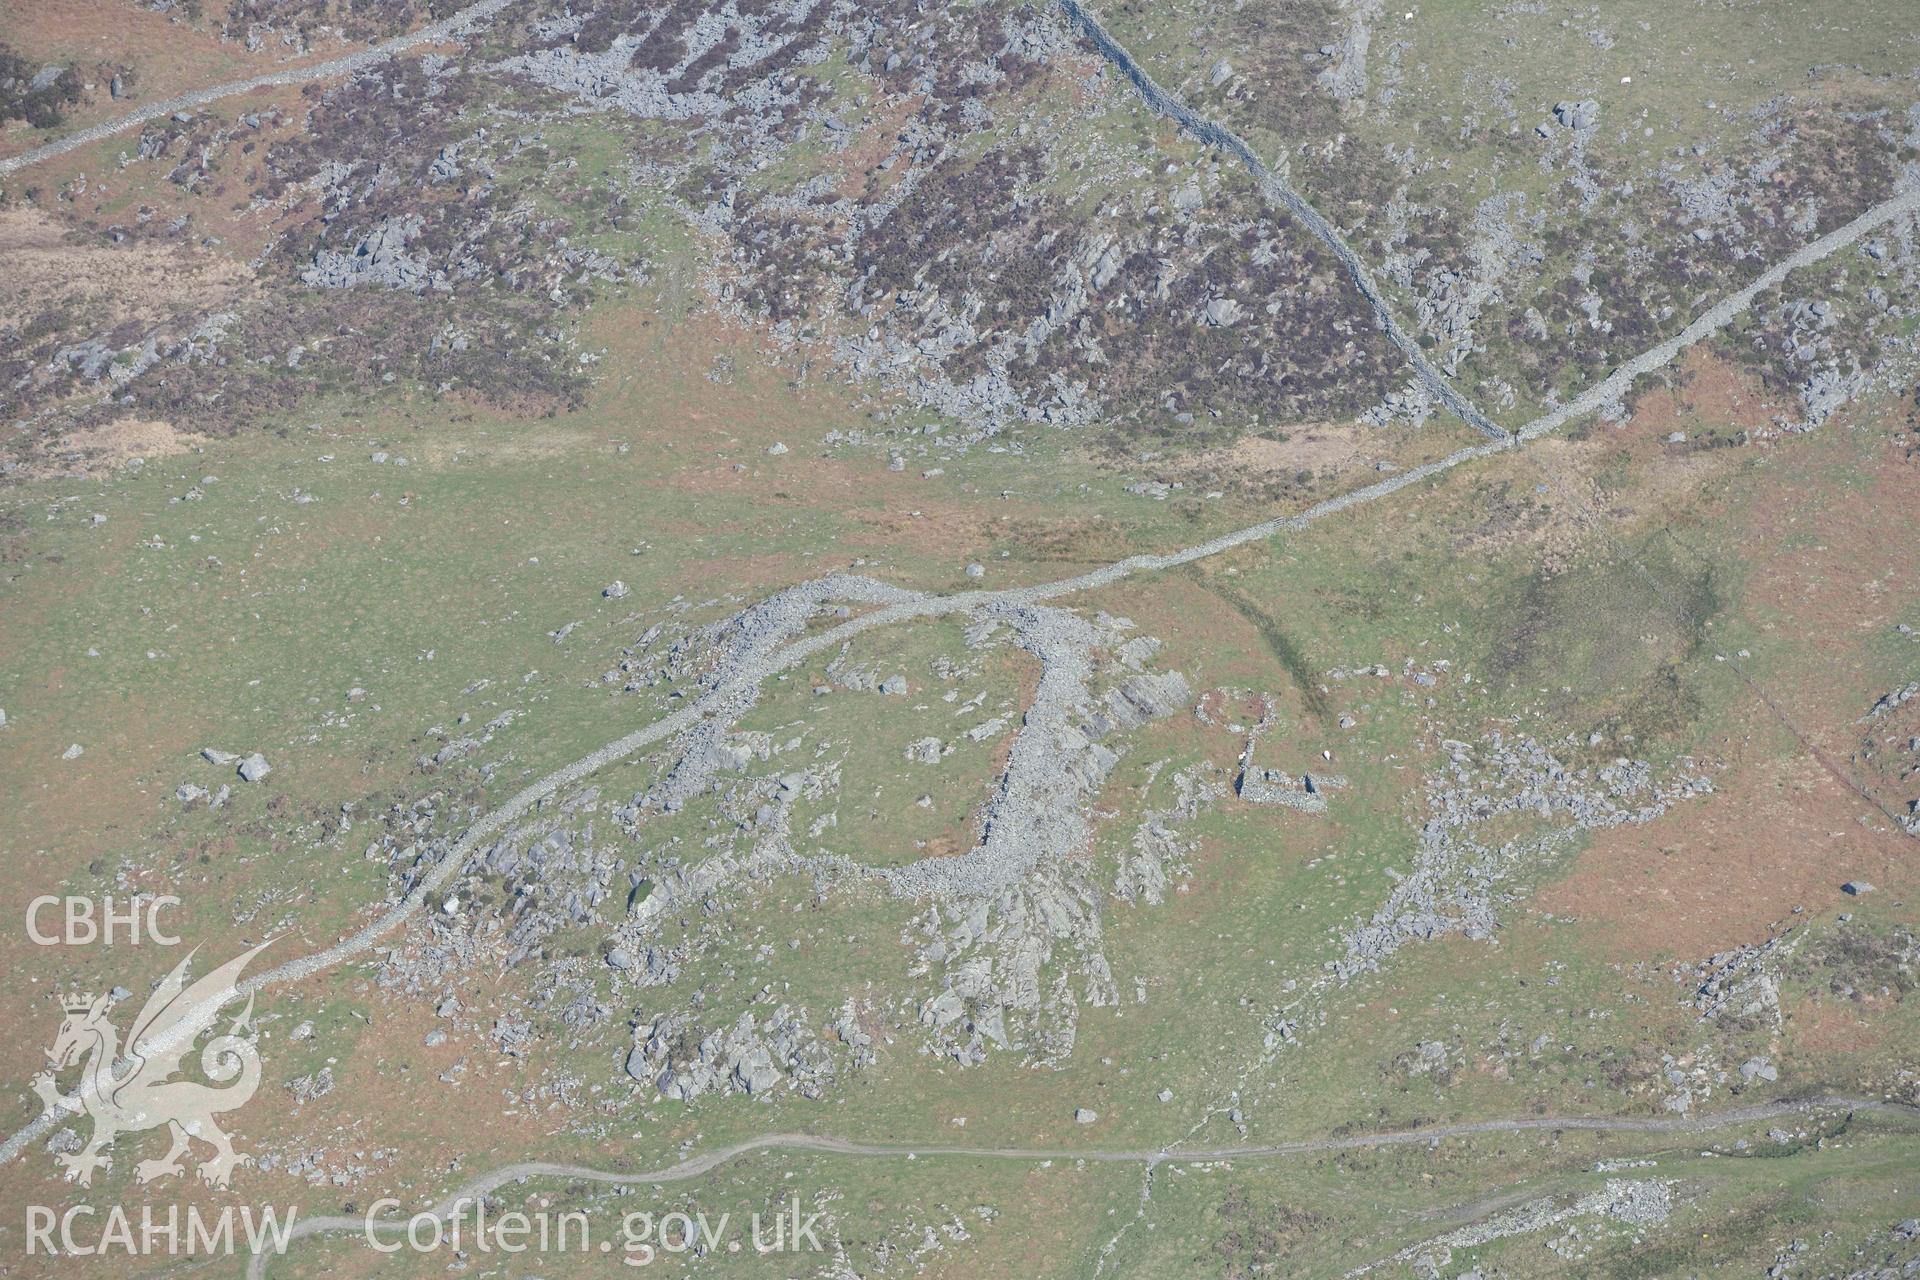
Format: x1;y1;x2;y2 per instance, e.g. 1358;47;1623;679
0;0;516;180
246;1094;1918;1279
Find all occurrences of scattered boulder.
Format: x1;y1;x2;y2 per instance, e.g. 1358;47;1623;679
1841;880;1875;896
965;716;1008;742
287;1067;335;1103
1074;1107;1098;1124
61;743;83;760
734;1045;782;1095
622;1045;652;1083
202;747;238;765
765;441;789;456
1553;99;1600;133
604;580;630;599
1202;296;1243;327
237;753;272;782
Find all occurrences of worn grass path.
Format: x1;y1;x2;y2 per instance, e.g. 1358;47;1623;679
244;1095;1919;1278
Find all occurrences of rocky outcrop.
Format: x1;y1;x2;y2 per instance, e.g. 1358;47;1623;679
625;1005;836;1101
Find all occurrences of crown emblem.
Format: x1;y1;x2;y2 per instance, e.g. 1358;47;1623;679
58;991;99;1014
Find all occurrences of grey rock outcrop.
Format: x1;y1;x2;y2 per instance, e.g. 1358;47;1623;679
626;1005;836;1101
301;216;444;292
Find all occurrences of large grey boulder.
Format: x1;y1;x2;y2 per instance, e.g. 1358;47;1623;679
1553;99;1600;133
1203;297;1243;327
733;1046;782;1095
623;1045;651;1082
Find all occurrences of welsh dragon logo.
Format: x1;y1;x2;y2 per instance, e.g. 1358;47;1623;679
33;941;270;1188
